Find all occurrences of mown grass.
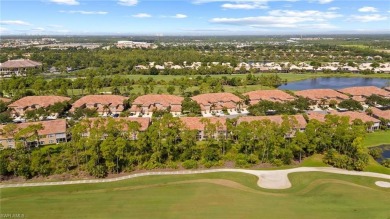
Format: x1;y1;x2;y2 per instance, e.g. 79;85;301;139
1;172;389;219
363;131;390;148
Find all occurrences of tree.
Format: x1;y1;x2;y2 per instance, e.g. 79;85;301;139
291;131;309;162
100;136;117;173
181;97;201;116
166;86;175;95
338;99;363;111
149;67;158;75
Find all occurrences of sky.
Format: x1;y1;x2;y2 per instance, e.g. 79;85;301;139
1;0;389;35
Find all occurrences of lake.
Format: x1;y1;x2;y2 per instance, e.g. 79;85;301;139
279;77;390;90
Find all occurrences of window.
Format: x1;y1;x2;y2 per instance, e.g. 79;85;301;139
49;140;55;144
7;139;13;143
48;134;54;138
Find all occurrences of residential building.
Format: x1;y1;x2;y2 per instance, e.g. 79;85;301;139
338;86;390;102
79;117;150;140
0;59;42;77
0;97;11;103
295;89;349;107
237;115;307;137
370;107;390;127
116;41;156;49
180;117;227;141
191;93;245;117
308;111;380;131
238;115;307;130
8;96;71;117
70;95;128;116
0;119;68;148
130;94;184;117
244;90;295;105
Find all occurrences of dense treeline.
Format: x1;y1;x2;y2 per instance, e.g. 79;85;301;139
2;41;389;72
0;113;373;179
0;74;286;99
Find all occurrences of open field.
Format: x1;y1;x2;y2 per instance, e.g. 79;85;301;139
1;172;389;219
363;131;390;148
67;84;275;96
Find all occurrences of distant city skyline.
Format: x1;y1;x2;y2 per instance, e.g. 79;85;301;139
1;0;389;35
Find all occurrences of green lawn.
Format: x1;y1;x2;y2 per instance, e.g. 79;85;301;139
1;172;389;219
363;131;390;148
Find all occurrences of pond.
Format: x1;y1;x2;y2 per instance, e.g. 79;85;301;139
278;77;390;90
373;145;390;163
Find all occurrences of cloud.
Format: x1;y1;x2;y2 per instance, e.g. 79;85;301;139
268;10;341;19
0;27;9;32
358;7;378;13
210;9;341;28
0;20;31;26
49;0;79;5
181;28;231;32
221;3;268;10
118;0;138;6
60;10;108;15
47;24;63;28
328;7;339;11
349;14;387;22
31;27;46;31
194;0;299;3
312;0;333;4
132;13;152;18
173;14;188;19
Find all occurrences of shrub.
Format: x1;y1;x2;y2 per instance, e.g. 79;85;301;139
272;159;283;167
182;160;198;169
247;154;259;164
382;159;390;168
368;147;382;159
166;161;179;169
235;154;250;168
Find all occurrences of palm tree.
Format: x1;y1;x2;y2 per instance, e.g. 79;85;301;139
102;104;111;116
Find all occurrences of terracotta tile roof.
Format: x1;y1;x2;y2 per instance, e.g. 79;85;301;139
133;95;183;107
71;95;128;111
237;115;307;129
0;97;11;103
244;90;295;103
370;107;390;120
295;89;348;101
170;105;182;112
192;93;242;110
192;93;242;105
81;117;150;131
0;119;67;139
180;117;227;130
351;96;366;102
338;86;390;97
8;96;71;108
0;59;42;68
330;111;380;123
307;112;327;122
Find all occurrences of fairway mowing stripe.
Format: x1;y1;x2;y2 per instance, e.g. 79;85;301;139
296;179;377;195
0;167;389;190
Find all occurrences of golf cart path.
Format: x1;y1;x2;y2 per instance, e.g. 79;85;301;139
1;167;389;189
